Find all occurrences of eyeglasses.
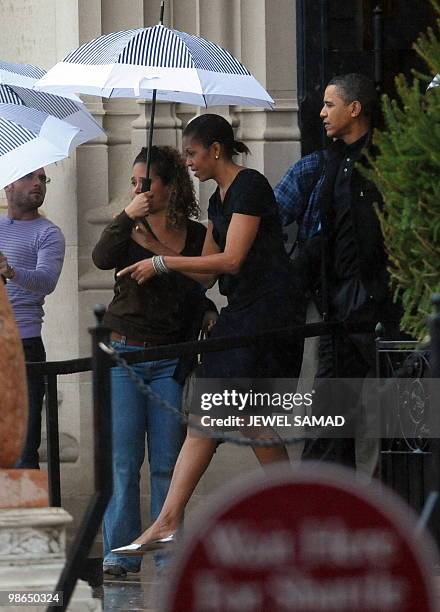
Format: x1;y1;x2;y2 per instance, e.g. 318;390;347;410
18;172;51;185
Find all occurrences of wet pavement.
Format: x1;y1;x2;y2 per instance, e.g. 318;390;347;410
95;568;440;611
93;554;440;611
96;555;161;611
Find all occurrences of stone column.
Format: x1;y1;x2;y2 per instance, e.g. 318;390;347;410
0;507;100;611
234;0;300;186
263;0;301;182
173;0;238;217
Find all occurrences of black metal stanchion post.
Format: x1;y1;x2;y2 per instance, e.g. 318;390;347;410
45;374;61;507
91;304;113;517
50;305;112;611
429;294;440;379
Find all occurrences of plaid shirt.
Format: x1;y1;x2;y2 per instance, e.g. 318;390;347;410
274;150;326;245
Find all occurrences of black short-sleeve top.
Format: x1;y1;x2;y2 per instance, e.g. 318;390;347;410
208;168;293;309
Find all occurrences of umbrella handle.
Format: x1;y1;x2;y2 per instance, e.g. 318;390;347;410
141;177;151;193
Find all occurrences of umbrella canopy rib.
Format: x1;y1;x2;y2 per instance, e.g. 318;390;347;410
11;86;79;119
0;118;35;155
64;29;140;65
175;30;250;74
0;60;45;81
121;26;193;68
0;85;22;104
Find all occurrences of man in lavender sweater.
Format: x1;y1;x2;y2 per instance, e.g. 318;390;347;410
0;168;65;468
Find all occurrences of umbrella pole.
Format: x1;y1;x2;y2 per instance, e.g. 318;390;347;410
141;1;164;193
141;88;157;193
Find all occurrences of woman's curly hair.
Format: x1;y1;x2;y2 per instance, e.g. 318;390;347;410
133;146;199;228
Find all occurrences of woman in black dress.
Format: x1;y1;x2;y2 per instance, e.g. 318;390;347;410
113;114;304;554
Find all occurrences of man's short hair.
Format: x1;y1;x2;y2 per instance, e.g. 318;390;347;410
328;73;377;117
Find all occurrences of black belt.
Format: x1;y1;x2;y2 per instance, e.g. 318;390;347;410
110;331;178;347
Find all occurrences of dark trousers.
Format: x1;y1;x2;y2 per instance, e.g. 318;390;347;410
302;332;375;468
15;337;46;469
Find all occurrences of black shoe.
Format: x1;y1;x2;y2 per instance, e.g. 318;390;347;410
103;564;127;578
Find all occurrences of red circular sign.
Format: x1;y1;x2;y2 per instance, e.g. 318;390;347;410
161;464;437;612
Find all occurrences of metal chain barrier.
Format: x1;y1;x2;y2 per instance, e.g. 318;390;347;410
99;341;308;447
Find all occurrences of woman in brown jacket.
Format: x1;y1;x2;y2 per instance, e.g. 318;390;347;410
93;145;216;576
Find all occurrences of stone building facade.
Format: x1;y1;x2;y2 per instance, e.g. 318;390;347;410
0;0;300;533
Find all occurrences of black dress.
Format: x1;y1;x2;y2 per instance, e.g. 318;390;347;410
197;168;304;379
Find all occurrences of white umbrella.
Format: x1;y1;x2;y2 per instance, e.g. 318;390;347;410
35;25;274;108
0;81;104;189
34;3;273;188
0;59;46;88
0;58;84;102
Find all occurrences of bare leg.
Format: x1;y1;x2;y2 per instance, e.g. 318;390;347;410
252;442;289;466
133;428;288;546
245;426;290;467
134;432;217;545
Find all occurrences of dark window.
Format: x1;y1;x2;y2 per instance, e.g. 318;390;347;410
297;0;436;154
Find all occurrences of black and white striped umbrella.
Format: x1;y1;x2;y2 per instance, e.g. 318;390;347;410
0;59;46;88
0;78;104;189
35;24;274;108
0;59;86;101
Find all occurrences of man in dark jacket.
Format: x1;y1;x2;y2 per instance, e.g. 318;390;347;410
276;73;401;469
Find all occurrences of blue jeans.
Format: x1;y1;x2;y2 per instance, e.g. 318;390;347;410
102;342;185;571
16;337;46;469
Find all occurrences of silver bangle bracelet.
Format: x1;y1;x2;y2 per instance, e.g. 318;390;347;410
157;255;170;274
151;256;161;275
152;255;170;275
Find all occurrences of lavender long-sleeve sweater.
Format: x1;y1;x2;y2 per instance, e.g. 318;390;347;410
0;215;65;339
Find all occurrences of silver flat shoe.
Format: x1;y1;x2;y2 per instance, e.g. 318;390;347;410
112;533;176;556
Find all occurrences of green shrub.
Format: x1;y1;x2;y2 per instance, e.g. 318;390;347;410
368;1;440;339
